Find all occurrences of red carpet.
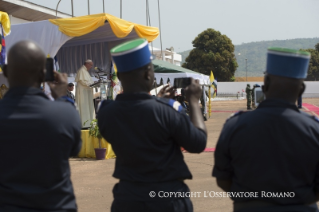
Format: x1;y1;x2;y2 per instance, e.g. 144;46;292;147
302;103;319;116
200;104;319;153
204;148;215;152
182;147;215;153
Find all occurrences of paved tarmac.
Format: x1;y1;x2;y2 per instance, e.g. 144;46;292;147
70;98;319;212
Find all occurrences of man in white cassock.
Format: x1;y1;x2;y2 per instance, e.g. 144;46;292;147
75;59;95;128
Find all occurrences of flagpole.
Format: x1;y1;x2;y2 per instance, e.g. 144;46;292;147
209;71;214;118
209;86;211;118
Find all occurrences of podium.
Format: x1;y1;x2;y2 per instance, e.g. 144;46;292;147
90;80;110;113
90;81;103;88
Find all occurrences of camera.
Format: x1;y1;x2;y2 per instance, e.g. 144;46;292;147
45;58;54;82
174;77;191;88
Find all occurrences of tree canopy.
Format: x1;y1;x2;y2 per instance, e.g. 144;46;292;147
302;43;319;81
179;38;319;78
182;28;238;81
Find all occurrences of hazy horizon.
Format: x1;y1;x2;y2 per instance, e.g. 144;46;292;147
26;0;319;52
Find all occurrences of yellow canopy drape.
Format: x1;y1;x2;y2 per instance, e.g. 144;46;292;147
49;13;159;42
0;11;11;36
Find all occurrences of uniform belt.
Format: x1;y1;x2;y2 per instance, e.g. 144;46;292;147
0;205;76;212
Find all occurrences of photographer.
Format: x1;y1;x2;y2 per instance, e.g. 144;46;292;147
98;38;207;212
0;40;82;212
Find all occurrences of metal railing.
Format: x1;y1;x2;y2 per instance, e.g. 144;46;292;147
216;93;245;99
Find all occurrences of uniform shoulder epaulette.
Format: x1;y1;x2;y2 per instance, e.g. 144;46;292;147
227;111;246;121
300;111;319;123
156;97;184;113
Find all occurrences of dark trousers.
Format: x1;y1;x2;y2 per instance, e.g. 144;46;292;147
111;198;193;212
0;206;76;212
111;180;193;212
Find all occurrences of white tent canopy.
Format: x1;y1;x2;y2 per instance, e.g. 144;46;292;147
5;13;159;75
154;72;210;86
6;20;71;57
6;20;142;74
4;14;211;91
152;60;210;86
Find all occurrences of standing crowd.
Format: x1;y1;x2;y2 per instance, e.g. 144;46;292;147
0;39;318;212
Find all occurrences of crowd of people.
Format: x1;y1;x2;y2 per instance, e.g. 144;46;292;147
0;39;318;212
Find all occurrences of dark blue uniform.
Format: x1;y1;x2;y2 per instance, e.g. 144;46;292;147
213;99;319;212
0;87;82;212
98;92;207;212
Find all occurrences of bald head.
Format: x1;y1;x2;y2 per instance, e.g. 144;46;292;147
4;40;46;88
263;74;305;104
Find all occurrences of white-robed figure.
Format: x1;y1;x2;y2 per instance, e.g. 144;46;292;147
75;59;95;128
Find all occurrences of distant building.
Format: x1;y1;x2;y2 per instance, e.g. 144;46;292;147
149;46;182;66
0;0;72;24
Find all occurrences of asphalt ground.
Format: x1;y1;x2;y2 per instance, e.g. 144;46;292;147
70;98;319;212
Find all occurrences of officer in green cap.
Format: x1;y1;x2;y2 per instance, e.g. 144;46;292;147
245;84;252;109
98;38;207;212
213;47;319;212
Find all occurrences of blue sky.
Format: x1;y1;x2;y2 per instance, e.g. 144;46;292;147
27;0;319;52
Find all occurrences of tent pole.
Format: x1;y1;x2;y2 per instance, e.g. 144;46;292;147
120;0;122;18
71;0;74;17
146;0;154;55
55;0;62;19
157;0;164;61
88;0;90;15
103;0;105;13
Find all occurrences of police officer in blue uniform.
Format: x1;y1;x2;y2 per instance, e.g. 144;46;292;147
213;47;319;212
0;41;81;211
97;38;207;212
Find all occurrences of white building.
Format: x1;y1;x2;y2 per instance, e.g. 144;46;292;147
149;46;182;66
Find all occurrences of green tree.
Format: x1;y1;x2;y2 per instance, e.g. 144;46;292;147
302;43;319;81
182;28;238;81
179;38;319;77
